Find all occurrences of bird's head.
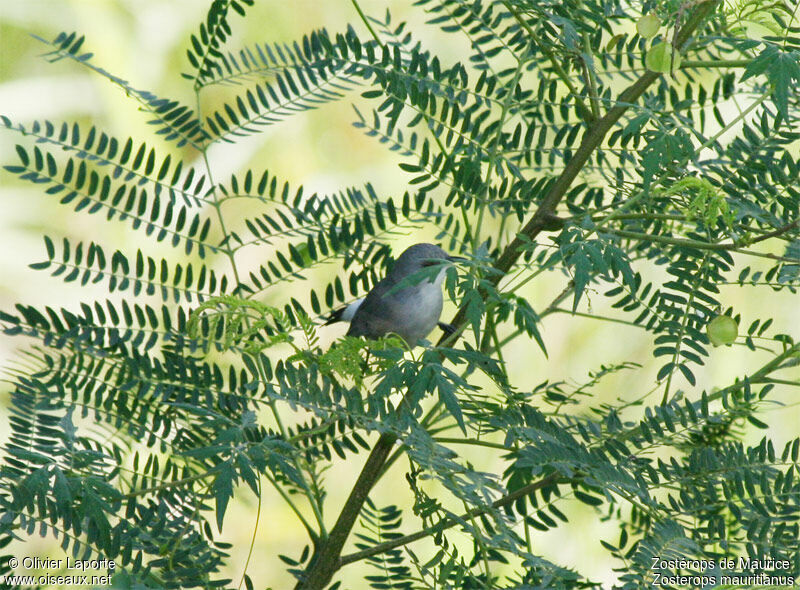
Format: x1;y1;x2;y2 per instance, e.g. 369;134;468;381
389;243;465;283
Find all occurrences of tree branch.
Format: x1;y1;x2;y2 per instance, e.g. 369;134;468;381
294;3;719;588
439;0;721;346
681;58;749;68
609;225;800;262
294;430;398;589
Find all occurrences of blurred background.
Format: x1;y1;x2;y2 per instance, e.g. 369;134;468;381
1;1;798;588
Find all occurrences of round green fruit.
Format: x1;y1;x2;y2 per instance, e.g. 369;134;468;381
707;315;738;346
637;14;661;39
645;41;682;73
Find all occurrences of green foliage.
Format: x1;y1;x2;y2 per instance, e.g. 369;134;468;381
185;0;256;90
33;33;210;148
2;1;800;589
186;295;297;354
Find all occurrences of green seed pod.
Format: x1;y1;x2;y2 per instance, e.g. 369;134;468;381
645;41;682;73
707;315;738;346
637;14;661;39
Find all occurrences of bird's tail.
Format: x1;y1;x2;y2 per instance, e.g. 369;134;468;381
324;307;347;325
324;298;365;325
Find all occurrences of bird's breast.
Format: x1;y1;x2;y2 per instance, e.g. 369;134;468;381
390;279;444;344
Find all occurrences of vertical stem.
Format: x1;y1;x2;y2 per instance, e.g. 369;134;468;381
294;430;398;589
350;0;379;40
473;58;526;251
195;92;243;290
661;252;710;405
238;481;262;590
351;0;474;248
581;32;602;119
465;501;492;588
194;91;327;535
504;2;595;122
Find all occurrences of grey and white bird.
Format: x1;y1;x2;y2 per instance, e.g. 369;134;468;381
325;243;462;346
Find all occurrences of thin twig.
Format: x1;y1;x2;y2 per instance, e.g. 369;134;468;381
339;474;561;566
503;2;595;123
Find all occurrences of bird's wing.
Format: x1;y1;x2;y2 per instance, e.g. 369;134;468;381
346;280;401;338
346;312;400;338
